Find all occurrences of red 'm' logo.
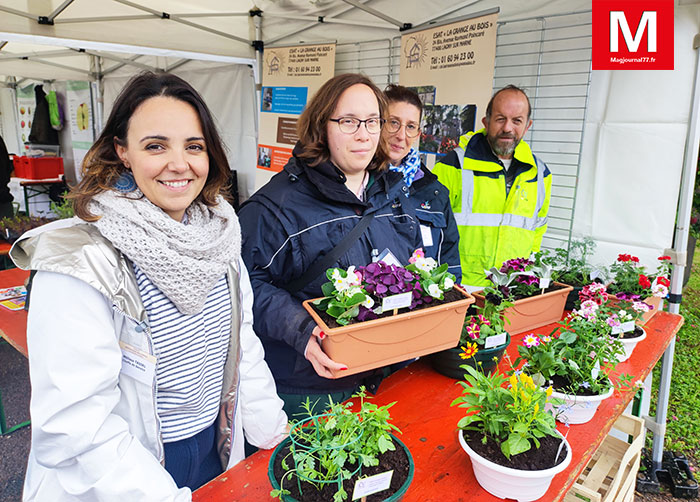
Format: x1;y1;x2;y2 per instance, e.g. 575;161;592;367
592;0;674;70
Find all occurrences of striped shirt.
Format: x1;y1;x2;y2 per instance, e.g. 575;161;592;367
133;264;232;443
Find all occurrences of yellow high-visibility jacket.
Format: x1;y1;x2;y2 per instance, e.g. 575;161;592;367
432;129;552;287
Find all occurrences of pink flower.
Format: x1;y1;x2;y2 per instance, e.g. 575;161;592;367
523;334;540;348
408;248;425;264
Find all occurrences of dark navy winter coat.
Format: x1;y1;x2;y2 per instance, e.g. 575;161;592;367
402;164;461;283
239;150;423;394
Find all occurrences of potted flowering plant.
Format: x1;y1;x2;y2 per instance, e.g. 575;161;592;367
304;250;473;377
514;304;625;425
429;288;512;378
451;366;571;501
269;387;414;502
607;253;672;324
579;282;650;362
472;257;573;334
534;238;605;310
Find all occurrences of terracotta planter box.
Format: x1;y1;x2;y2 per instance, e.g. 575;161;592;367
608;294;662;325
302;286;474;378
472;282;574;335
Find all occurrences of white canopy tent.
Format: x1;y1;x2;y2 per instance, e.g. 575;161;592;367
1;0;700;483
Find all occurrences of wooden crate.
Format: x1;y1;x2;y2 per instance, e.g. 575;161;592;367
564;414;645;502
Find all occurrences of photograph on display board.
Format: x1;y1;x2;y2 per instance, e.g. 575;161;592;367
420;104;476;156
262;87;273;111
257;146;272;168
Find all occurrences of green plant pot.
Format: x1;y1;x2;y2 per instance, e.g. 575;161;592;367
268;433;414;501
428;333;511;379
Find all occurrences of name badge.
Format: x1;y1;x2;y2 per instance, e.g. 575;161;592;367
119;341;156;386
420;224;434;247
375;248;401;267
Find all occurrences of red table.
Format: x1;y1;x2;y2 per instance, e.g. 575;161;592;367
0;268;30;357
193;311;684;502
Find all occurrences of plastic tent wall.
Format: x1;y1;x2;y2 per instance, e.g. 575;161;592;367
0;0;699;268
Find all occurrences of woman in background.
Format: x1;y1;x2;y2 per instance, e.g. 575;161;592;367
383;84;461;282
12;72;287;501
239;74;423;417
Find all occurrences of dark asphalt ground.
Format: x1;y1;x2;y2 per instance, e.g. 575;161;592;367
0;340;30;502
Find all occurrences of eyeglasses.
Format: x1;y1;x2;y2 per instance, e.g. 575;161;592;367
385;119;421;138
329;117;384;134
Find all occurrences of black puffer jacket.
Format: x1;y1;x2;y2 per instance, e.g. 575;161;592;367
239;148;422;394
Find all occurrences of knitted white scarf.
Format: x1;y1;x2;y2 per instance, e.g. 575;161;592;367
90;189;241;315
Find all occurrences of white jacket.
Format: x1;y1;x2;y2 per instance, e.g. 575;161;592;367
11;219;288;501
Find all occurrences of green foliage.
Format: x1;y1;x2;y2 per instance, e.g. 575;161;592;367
460;287;513;346
534;237;600;287
514;314;624;395
650;241;700;459
50;197;74;219
0;215;52;242
312;267;371;326
451;366;559;459
271;387;400;501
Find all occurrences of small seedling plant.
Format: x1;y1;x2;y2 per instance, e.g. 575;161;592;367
271;388;401;502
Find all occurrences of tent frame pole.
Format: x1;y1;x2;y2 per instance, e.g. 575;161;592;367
652;32;700;470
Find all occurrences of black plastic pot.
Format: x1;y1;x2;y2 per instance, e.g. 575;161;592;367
564;286;583;311
429;333;510;379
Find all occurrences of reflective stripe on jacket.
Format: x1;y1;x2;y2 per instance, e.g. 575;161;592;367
432;130;552;287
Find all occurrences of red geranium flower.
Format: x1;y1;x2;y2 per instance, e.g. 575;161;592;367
659;256;671;261
638;274;652;289
657;276;671;287
618;254;632;262
631;256;640;263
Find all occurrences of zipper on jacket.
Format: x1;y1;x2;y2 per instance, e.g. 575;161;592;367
113;306;164;463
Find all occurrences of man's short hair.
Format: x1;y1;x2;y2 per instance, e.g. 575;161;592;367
484;85;531;121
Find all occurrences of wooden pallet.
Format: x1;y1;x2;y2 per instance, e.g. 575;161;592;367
564;414;645;502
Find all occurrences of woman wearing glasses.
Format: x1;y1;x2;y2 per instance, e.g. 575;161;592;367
383;84;461;282
239;74;422;416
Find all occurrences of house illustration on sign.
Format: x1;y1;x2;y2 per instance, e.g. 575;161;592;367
404;35;427;69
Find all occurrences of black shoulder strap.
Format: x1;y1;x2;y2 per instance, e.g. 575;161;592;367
284;212;374;295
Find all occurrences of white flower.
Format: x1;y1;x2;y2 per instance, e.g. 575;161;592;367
581;300;599;311
427;283;443;298
632;301;651;313
362;296;375;309
345;286;363;297
443;277;454;290
346;266;361;287
651;283;668;298
413;256;438;273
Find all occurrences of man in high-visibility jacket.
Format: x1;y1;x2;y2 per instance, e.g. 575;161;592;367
433;85;552;289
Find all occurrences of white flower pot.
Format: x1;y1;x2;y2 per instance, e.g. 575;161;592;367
547;385;614;425
458;429;571;502
613;328;647;362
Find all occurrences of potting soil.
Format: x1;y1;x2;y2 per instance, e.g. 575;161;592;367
271;440;411;501
462;429;567;471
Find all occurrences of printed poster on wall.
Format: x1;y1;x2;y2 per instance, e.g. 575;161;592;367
15;85;34;152
66;81;94;176
400;10;498;167
256;42;335;188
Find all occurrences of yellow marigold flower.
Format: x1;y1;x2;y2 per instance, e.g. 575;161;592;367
459;342;478;359
546;386;553;397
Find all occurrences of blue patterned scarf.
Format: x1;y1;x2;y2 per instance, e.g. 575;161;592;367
389;147;422;193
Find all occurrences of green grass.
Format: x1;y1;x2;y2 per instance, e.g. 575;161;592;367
650;241;700;460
